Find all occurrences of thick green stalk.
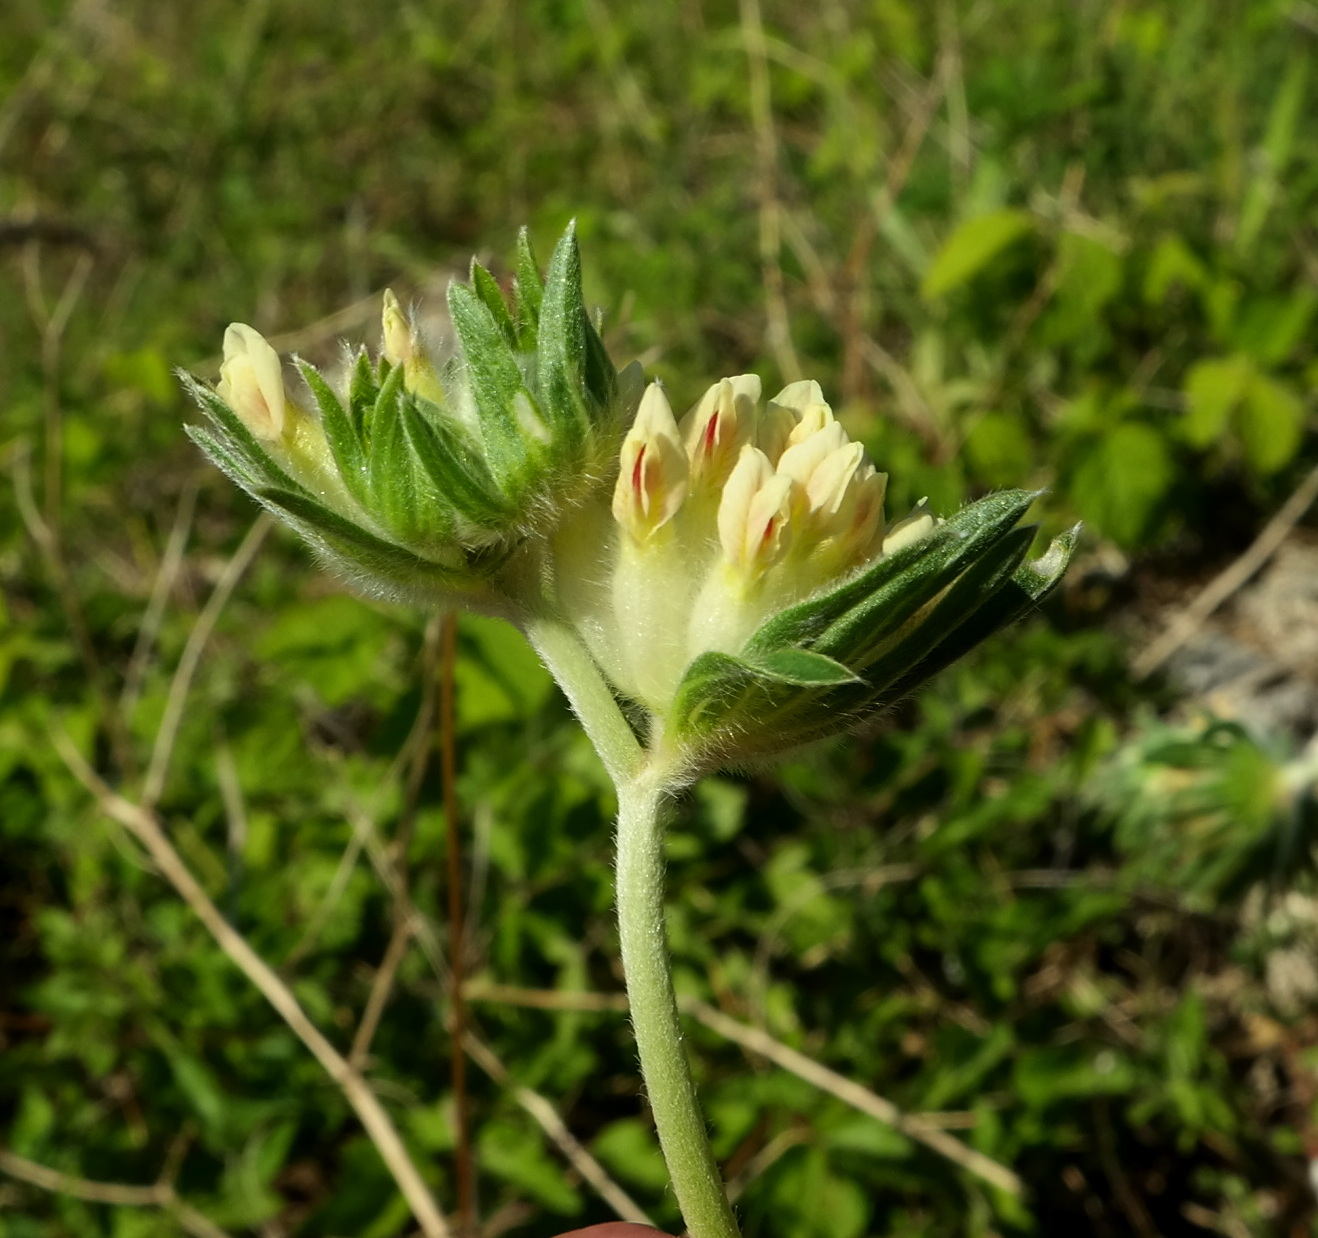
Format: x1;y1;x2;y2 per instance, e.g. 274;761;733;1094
615;766;741;1238
529;617;737;1236
523;617;642;785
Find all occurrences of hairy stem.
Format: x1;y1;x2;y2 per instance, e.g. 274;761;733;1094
531;616;735;1234
523;617;642;784
615;767;740;1238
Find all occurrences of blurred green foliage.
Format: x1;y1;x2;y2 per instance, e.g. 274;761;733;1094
2;0;1317;1235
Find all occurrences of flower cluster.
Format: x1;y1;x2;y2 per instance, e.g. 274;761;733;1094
554;375;936;713
186;225;1075;769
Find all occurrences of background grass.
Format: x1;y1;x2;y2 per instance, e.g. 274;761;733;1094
2;0;1317;1234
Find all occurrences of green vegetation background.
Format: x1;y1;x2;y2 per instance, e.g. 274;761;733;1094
2;0;1317;1234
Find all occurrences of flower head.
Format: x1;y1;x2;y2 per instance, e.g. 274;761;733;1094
554;366;1075;763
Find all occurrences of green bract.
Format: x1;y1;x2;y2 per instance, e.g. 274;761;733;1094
667;491;1077;768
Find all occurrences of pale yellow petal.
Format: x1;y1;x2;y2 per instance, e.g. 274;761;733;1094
218;323;285;441
612;383;689;541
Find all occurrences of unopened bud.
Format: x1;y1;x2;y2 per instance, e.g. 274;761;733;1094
381;289;413;367
883;499;936;553
218;324;286;441
718;445;794;582
829;460;888;563
776;423;850;510
612;383;689;542
679;375;760;491
771;380;836;450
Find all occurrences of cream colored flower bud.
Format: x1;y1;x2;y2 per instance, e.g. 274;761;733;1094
756;401;798;465
771;380;828;417
612;383;689;542
775;422;850;506
679;374;760;491
768;380;835;449
718;445;795;580
218;324;286;441
778;425;887;571
831;460;888;562
381;289;413;367
883;499;936;553
786;400;836;448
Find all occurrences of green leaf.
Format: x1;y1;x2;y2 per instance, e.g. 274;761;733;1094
185;424;267;493
296;359;369;506
514;226;544;347
253;487;468;592
180;371;303;494
1238;54;1307;255
743;491;1040;667
725;526;1053;757
1069;421;1173;548
748;648;860;686
921;209;1034;299
470;259;518;347
1231;291;1317;366
453;614;554;728
1183;355;1252;447
1014;1045;1136;1108
402;398;511;527
856;524;1036;699
1143;234;1207;305
881;525;1078;702
536;223;598;453
744;527;956;656
814;490;1042;663
1239;374;1304;475
591;1119;669;1192
367;363;454;544
479;1119;582;1215
348;349;380;441
448;281;538;490
1040;232;1124;356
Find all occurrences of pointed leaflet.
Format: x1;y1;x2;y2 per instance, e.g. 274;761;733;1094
782;527;1074;749
295;359;370;506
514;227;544;349
367;363;455;544
749;649;860;685
667;652;773;737
671;519;1050;753
813;490;1042;663
847;525;1038;702
668;648;858;738
470;260;518;349
582;302;619;425
185;424;266;492
402;397;513;529
448;280;537;492
745;525;956;656
254;487;471;591
348;349;380;441
879;525;1078;703
744;489;1042;660
535;223;599;455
